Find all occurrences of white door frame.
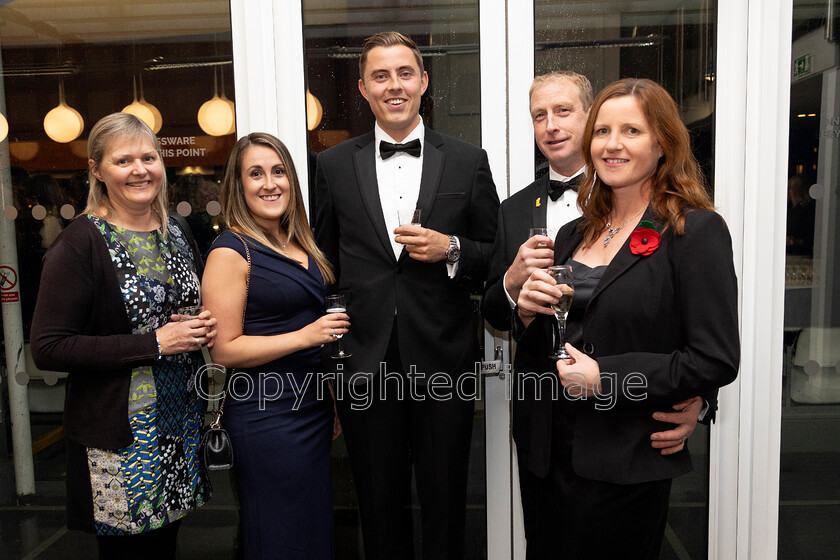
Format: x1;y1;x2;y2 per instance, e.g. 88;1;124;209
479;2;533;558
713;0;792;558
229;0;310;211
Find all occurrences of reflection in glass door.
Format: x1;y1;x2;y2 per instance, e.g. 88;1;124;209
301;3;491;559
779;5;840;558
0;1;237;558
532;1;717;558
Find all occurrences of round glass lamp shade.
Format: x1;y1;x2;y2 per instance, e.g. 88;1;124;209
139;99;163;134
0;113;8;142
122;100;156;132
197;95;235;137
306;90;323;131
223;96;236;135
44;103;84;143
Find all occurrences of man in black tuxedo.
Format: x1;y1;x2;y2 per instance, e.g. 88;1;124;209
314;31;499;560
482;71;705;559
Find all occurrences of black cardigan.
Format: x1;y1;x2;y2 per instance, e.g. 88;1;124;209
30;216;196;449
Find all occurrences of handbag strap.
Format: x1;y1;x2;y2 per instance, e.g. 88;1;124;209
210;231;251;429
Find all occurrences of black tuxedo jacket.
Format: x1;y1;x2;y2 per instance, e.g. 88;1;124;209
512;207;739;484
313;128;499;379
483;173;553;331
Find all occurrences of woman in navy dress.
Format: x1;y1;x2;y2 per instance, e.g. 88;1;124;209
202;133;347;560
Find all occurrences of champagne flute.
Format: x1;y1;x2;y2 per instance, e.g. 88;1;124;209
546;265;574;360
529;227;557;248
326;294;352;359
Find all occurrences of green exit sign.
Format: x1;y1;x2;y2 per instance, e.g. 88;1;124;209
793;54;812;79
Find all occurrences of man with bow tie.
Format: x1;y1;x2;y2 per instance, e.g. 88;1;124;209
483;72;590;331
313;31;499;560
482;71;705;559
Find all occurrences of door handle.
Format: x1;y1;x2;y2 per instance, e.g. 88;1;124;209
479;345;506;380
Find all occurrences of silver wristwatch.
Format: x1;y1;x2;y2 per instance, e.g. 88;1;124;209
445;235;461;264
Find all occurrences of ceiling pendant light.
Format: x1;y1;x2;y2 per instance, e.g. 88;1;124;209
219;69;235;135
43;81;84;143
306;90;323;131
122;76;156;131
197;70;235;137
0;112;8;142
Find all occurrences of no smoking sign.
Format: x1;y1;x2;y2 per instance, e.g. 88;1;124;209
0;265;20;303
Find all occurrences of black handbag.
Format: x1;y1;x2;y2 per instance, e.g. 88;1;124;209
200;417;234;471
199;232;251;471
200;361;234;470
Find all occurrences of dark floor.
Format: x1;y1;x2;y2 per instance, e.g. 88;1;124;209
0;409;488;560
0;412;752;559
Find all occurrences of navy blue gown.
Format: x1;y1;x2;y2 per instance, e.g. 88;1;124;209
208;231;333;560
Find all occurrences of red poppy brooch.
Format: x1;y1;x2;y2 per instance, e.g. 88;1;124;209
629;220;660;256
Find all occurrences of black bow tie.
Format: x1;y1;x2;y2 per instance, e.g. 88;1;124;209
547;175;581;202
380;138;422;159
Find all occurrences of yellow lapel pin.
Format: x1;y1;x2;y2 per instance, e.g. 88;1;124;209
536;197;541;207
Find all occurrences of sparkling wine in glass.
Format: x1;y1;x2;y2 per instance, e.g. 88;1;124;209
326;294;351;359
398;208;422;226
547;265;574;360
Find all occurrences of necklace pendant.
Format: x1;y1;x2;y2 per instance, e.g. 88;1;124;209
603;224;620;247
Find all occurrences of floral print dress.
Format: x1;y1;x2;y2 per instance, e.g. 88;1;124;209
82;215;209;536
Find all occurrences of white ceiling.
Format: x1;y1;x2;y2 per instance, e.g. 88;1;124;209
0;0;232;47
0;0;830;49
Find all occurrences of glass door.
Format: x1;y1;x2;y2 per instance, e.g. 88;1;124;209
778;4;840;558
0;1;236;557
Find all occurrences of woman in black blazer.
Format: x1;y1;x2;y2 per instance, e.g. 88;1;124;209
515;78;739;559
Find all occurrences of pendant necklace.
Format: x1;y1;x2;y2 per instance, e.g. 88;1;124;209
603;208;645;247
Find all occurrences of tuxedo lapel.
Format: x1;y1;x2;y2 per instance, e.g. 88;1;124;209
589;207;659;303
531;174;549;229
401;130;445;263
353;136;396;262
415;132;445;219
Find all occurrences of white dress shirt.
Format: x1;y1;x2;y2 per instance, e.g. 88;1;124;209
374;121;459;278
374;121;425;259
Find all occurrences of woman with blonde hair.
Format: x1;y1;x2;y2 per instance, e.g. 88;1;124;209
202;132;347;559
515;79;739;558
31;112;216;559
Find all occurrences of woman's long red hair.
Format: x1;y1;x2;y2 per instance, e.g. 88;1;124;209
577;78;714;247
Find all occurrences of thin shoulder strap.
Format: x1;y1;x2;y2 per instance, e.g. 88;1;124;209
229;231;252;313
210;231;251;426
